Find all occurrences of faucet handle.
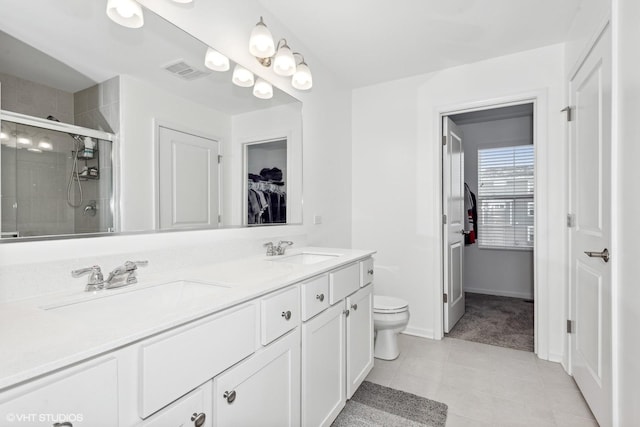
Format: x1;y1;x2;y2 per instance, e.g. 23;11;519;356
264;242;276;256
124;260;149;271
276;241;293;255
72;265;104;291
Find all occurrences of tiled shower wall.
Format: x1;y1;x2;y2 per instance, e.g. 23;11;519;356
0;72;74;123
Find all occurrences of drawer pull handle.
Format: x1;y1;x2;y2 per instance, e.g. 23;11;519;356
343;309;350;317
191;412;206;427
316;293;325;302
351;303;358;311
282;310;292;320
223;390;237;404
53;423;73;427
368;269;374;275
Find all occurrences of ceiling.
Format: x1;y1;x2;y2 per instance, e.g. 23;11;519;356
258;0;582;88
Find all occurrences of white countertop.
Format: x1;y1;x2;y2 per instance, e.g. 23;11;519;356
0;247;374;391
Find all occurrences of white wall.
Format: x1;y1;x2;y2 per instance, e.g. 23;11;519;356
119;75;232;231
614;0;640;423
352;44;566;360
459;116;534;299
0;0;353;302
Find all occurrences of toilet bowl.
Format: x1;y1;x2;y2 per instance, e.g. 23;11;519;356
373;295;410;360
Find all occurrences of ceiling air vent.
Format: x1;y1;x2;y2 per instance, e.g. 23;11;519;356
162;59;211;81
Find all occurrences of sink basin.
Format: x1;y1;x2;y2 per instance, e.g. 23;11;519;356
41;280;230;313
271;252;341;265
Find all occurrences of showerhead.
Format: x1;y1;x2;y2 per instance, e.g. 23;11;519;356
46;115;83;144
46;115;60;122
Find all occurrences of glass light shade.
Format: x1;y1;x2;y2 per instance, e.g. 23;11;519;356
38;140;53;151
292;63;313;90
273;44;296;76
249;20;275;58
232;65;255;87
204;47;229;72
17;137;32;146
253;78;273;99
106;0;144;28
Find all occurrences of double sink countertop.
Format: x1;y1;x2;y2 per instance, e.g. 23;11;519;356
0;247;375;391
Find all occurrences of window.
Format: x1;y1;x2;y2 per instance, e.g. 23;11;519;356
477;145;534;250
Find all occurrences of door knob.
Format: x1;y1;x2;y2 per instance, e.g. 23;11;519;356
282;310;292;320
584;248;609;263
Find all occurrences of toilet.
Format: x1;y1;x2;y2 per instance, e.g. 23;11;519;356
373;295;410;360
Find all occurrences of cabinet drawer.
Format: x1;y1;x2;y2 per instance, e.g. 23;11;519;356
261;286;300;346
301;274;330;321
360;258;374;287
142;382;211;427
329;263;360;304
0;357;118;427
140;303;257;418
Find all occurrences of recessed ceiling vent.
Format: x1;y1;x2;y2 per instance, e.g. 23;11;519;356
162;59;211;81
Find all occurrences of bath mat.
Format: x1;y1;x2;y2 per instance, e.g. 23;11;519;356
332;381;448;427
446;292;534;352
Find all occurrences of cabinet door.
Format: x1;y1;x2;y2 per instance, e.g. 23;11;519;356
346;284;374;398
142;382;211;427
301;302;346;427
213;329;300;427
0;357;118;426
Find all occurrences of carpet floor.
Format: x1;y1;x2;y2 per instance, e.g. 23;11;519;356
446;292;534;352
332;381;448;427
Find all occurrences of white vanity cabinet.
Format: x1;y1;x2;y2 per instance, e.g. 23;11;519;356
301;258;374;427
141;382;211;427
212;329;300;427
0;357;119;427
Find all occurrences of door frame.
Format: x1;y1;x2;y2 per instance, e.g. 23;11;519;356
436;91;548;358
153;119;223;230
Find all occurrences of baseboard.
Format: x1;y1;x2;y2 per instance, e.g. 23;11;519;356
547;352;564;364
464;286;533;300
401;327;435;339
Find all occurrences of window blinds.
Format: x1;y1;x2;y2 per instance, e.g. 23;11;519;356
477;145;534;250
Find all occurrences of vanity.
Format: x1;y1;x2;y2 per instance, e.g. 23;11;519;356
0;248;375;427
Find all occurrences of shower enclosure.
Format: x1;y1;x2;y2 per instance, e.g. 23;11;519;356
0;113;114;238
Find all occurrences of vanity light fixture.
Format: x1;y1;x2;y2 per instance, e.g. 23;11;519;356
17;136;32;146
253;78;273;99
204;47;230;72
106;0;144;28
248;16;313;90
232;64;255;87
38;140;53;151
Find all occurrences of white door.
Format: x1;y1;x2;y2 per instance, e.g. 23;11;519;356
568;25;612;427
443;117;465;333
158;126;220;229
213;329;300;427
346;284;374;398
301;303;346;427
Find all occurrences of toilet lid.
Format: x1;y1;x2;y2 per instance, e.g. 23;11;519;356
374;295;409;312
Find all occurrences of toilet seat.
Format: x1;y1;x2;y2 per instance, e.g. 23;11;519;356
374;295;409;314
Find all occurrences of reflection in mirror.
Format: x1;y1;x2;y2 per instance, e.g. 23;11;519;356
246;139;287;226
0;1;302;241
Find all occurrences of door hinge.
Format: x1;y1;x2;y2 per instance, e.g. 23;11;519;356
561;106;572;122
442;135;447;146
443;214;447;225
443;293;448;303
217;155;222;164
567;213;575;228
567;319;574;334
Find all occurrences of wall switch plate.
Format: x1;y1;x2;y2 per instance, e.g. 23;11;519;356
313;215;322;225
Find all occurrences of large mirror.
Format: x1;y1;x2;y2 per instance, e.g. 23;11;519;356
0;1;302;240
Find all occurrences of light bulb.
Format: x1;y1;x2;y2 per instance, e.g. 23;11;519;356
292;62;313;90
249;17;275;58
0;132;7;140
273;43;296;76
204;47;229;72
38;140;53;151
106;0;144;29
253;78;273;99
17;137;32;146
232;65;255;87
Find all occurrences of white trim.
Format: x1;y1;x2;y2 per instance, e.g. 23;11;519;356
463;287;533;300
401;328;434;340
436;90;549;360
0;110;114;141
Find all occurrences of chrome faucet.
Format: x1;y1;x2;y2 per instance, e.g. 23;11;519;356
264;241;294;256
71;265;104;292
104;260;148;289
72;260;148;291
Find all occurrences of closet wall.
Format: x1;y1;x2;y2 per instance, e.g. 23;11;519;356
457;113;534;299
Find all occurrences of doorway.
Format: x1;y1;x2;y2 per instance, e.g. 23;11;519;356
442;103;536;352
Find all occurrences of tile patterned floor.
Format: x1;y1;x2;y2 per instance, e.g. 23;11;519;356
365;335;598;426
